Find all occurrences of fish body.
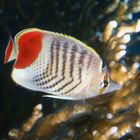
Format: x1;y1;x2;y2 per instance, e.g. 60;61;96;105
4;28;121;100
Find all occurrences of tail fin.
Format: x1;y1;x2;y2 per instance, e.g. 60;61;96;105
4;36;16;64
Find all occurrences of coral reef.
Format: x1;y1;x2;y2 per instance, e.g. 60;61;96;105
0;0;140;140
8;1;140;140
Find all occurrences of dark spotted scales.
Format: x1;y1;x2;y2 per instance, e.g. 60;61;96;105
33;38;93;95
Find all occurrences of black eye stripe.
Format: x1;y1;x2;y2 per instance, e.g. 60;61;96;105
102;60;106;70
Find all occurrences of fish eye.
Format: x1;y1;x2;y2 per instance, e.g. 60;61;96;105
100;80;108;88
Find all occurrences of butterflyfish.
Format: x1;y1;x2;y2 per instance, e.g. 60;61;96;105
4;28;121;100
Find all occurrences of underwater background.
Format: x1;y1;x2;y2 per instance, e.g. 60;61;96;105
0;0;140;140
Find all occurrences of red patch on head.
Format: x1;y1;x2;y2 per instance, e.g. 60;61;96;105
4;37;14;64
15;31;43;69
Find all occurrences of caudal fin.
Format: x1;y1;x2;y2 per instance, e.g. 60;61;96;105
4;36;16;64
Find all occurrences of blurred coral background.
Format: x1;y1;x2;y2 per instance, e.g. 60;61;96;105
0;0;140;140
